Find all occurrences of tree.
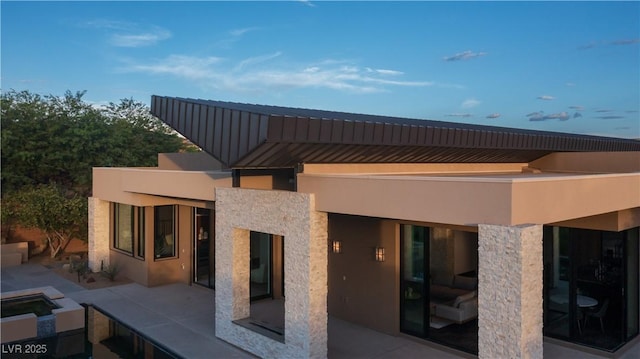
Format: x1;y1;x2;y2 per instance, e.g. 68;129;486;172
1;89;195;251
5;184;87;258
1;90;191;196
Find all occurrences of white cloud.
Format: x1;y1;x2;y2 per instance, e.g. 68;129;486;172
123;55;223;80
234;52;282;71
527;111;570;121
366;68;404;76
537;95;555;100
443;50;487;62
110;29;171;47
83;19;171;47
445;113;473;118
297;0;316;7
486;113;500;119
461;98;481;109
121;54;435;94
229;27;259;37
577;38;638;50
611;38;640;45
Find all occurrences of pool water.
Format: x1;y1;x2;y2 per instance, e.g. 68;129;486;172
1;304;180;358
1;295;59;318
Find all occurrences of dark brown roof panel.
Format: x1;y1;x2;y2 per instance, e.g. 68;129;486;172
150;96;640;168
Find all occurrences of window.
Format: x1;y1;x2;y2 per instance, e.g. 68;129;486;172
543;226;639;351
154;205;176;259
136;207;145;259
113;203;145;258
114;204;134;254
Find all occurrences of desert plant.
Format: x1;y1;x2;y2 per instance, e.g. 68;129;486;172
101;263;121;282
70;257;89;282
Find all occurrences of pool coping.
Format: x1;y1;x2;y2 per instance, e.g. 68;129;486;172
1;286;84;343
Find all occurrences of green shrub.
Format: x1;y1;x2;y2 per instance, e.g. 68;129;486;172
101;263;120;282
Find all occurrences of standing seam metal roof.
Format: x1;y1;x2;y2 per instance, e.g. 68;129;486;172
150;95;640;168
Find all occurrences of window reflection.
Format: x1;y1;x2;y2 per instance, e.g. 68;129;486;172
544;226;639;352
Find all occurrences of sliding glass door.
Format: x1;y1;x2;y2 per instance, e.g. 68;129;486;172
400;224;479;354
543;226;639;351
400;225;428;336
194;208;213;288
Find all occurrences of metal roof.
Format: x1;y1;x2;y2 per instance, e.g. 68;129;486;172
150;95;640;168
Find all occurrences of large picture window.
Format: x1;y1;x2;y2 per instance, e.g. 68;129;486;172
113;203;145;258
154;205;176;259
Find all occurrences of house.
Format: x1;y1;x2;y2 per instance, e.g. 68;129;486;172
88;95;640;358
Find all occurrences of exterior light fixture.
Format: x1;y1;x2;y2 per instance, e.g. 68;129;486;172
332;240;342;254
375;247;385;262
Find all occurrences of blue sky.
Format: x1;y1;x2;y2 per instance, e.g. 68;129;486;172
2;1;639;138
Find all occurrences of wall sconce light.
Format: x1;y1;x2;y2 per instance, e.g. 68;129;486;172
331;240;342;254
375;247;385;262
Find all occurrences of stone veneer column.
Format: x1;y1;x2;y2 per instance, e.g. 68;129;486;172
88;197;110;273
478;224;543;359
215;188;328;359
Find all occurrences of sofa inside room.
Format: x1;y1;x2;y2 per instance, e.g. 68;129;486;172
430;274;479;324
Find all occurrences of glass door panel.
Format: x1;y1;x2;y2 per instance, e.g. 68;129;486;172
575;230;624;350
400;224;427;336
194;208;212;288
400;224;479;354
250;231;272;300
544;226;637;351
544;227;571;338
626;228;639;340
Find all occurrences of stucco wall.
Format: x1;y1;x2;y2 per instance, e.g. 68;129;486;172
215;187;328;359
106;204;194;287
328;215;398;334
478;224;543;359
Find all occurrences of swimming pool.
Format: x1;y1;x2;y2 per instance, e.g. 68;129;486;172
1;294;59;318
1;304;180;358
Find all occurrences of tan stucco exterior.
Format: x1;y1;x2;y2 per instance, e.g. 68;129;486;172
328;215;399;334
89;150;640;358
298;171;640;228
108;205;198;287
93;167;230;205
530;151;640;173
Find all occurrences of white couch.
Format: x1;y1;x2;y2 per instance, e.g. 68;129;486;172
430;274;479;324
430;275;477;301
435;295;478;324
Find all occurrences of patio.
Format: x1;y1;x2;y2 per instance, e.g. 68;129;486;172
2;263;638;358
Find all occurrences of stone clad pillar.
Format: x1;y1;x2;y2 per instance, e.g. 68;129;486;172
215;187;328;359
478;224;543;359
88;197;110;272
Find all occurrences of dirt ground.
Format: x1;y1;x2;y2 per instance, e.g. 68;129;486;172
3;226;131;289
15;232;133;290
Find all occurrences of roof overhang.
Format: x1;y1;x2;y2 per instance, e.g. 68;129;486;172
297;171;640;227
93;167;231;206
150;96;640;168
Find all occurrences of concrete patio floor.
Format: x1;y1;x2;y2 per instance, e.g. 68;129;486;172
2;263;639;358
